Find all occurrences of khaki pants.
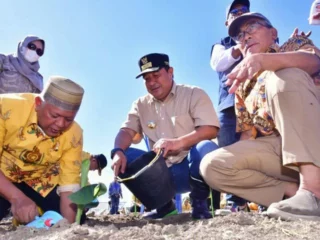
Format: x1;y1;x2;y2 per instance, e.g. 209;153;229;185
200;68;320;207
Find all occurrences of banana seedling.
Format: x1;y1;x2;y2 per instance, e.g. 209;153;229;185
68;158;107;224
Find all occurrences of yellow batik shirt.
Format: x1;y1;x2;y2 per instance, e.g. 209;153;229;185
0;93;83;197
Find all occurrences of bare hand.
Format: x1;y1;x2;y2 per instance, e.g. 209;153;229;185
11;195;38;223
111;151;127;176
231;45;242;59
153;138;183;157
226;54;263;93
290;28;311;38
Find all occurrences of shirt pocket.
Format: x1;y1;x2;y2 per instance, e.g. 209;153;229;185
171;114;194;137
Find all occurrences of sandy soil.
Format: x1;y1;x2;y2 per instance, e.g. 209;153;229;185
0;212;319;240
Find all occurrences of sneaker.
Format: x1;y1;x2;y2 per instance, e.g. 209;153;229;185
192;199;213;219
267;189;320;221
143;201;178;219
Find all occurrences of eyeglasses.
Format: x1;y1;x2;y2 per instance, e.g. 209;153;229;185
232;21;272;44
229;6;249;16
27;43;44;57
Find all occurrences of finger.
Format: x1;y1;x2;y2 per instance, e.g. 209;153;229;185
120;159;126;174
290;28;298;38
306;31;312;37
226;68;240;85
235;67;248;82
247;67;256;80
163;147;169;158
228;79;240;94
113;162;120;176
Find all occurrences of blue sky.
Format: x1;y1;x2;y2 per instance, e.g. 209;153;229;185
1;0;319;203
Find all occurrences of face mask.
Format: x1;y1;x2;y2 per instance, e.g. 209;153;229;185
22;47;40;63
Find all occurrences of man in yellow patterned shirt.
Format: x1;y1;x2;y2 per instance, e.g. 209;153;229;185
0;76;84;224
201;13;320;221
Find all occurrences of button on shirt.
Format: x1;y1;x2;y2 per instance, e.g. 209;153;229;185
121;82;220;166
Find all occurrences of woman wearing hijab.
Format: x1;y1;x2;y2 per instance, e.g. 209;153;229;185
0;35;45;93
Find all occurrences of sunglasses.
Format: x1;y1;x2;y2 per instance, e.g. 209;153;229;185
229;6;249;16
27;43;44;57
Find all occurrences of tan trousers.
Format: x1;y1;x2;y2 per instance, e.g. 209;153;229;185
200;68;320;207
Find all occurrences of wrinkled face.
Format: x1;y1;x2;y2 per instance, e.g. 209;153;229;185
90;157;99;171
143;67;174;101
226;4;249;26
236;18;277;56
35;97;78;137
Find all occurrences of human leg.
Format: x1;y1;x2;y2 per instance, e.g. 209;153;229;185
264;68;320;220
200;136;299;207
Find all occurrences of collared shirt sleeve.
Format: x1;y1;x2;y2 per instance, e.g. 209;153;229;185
210;44;241;72
190;87;220;128
121;100;142;134
57;131;83;195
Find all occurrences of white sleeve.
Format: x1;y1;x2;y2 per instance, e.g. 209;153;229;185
210;44;241;72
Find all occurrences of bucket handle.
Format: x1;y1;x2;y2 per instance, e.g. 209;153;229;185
116;149;163;183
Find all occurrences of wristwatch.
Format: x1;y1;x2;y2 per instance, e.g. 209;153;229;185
110;148;125;159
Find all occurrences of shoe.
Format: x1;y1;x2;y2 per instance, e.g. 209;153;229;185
267;189;320;221
231;202;250;212
191;198;213;219
143;201;178;219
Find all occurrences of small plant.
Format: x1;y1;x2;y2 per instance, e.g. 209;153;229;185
68;158;107;224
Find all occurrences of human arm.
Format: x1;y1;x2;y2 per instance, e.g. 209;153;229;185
57;127;83;223
111;101;142;176
0;97;38;223
60;192;77;223
226;44;320;93
153;88;220;157
210;44;242;72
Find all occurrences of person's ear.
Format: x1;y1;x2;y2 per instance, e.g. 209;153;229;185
35;96;43;111
168;67;174;78
271;28;278;43
225;20;229;27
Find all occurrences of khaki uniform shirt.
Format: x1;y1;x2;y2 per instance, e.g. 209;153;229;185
121;82;219;167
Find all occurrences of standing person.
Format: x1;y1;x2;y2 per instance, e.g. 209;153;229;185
111;53;220;219
108;177;122;215
0;35;45;94
200;12;320;221
210;0;250;211
0;76;84;224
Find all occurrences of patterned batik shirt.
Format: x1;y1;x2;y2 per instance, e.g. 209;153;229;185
235;36;317;138
0;93;83;197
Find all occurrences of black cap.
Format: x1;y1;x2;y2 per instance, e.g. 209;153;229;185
229;12;273;37
136;53;170;78
226;0;250;19
94;154;107;176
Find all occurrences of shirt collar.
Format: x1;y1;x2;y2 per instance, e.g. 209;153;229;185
28;104;59;140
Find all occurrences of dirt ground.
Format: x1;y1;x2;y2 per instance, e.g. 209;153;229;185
0;212;319;240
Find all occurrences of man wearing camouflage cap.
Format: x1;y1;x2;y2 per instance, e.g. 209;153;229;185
0;76;84;224
201;12;320;221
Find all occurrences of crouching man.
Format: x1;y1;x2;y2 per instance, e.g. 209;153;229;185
200;12;320;221
0;76;85;224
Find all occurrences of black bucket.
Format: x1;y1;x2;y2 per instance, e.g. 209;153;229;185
118;151;175;210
